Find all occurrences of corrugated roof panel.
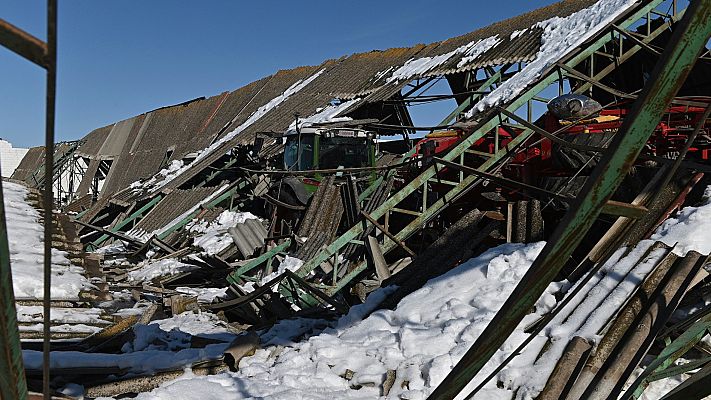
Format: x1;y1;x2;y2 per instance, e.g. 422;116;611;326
228;218;268;259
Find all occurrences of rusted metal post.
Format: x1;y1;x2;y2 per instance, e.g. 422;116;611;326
428;2;711;398
43;1;58;398
0;18;48;67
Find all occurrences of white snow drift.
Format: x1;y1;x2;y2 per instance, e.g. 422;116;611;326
2;181;89;299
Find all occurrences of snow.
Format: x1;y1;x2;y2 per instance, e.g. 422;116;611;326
175;286;228;303
287;99;360;131
24;311;238;373
2;181;90;299
127;258;198;283
457;36;502;69
467;0;636;115
16;305;107;324
23;336;231;374
510;29;528;40
20;322;103;334
238;256;304;294
133;160;185;194
651;186;711;256
120;185;711;399
386;36;500;83
151;311;236;338
127;243;559;400
496;242;668;399
135;70;325;195
187;210;259;255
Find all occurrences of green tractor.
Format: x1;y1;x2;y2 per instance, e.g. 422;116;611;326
270;125;377;209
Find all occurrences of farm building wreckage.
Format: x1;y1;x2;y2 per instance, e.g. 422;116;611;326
2;0;711;398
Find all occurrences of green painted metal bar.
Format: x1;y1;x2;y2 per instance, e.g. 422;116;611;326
430;1;711;398
644;356;711;383
439;68;504;126
227;239;291;285
659;361;711;400
575;9;684;95
195;154;241;189
300;0;666;284
628;312;711;398
90;194;163;248
0;179;29;400
157;184;240;240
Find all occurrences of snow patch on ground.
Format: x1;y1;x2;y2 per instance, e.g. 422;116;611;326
16;305;107;324
187;210;259;255
651;186;711;256
97;185;711;399
130;243;559;399
175;286;228;303
2;181;90;299
468;0;636;115
24;312;236;374
238;256;304;294
128;258;198;283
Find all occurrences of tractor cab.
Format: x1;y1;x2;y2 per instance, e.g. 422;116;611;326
283;126;376;172
270;126;377;210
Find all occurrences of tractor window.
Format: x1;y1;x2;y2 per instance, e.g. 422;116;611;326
284;134;314;170
319;136;370;169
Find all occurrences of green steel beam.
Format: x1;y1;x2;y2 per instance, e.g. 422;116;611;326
227;239;291;285
629;312;711;398
89;194;163;248
325;127;535;295
195;154;241;189
156;183;243;240
645;356;711;383
429;1;711;397
439;68;504;126
0;179;29;399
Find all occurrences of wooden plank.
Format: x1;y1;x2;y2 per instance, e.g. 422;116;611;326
366;235;391;281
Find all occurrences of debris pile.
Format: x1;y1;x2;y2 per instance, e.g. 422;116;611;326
3;0;711;398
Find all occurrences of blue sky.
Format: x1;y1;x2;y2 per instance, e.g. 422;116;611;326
0;1;556;148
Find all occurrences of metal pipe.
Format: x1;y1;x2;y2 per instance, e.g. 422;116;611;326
582;252;706;400
563;248;679;400
42;1;57;398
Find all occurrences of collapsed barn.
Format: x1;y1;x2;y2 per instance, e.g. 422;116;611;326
4;0;711;398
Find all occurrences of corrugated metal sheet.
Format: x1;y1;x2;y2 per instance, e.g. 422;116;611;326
75;124;114;158
228;218;268;259
11;146;44;182
74;158;100;197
